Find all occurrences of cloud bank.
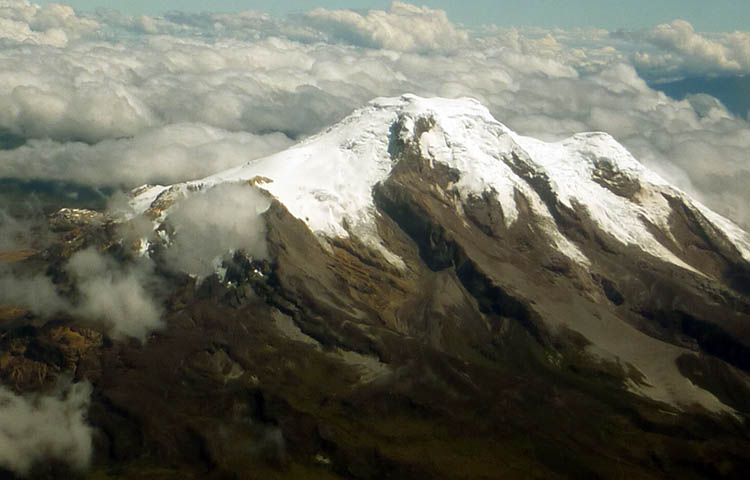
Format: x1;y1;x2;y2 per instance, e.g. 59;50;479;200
0;0;98;46
0;2;747;231
0;124;292;187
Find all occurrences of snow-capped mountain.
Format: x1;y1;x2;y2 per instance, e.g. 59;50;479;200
124;95;750;416
132;94;750;274
4;95;750;478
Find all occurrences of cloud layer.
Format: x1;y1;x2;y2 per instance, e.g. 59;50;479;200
0;2;747;231
0;124;292;187
0;0;98;46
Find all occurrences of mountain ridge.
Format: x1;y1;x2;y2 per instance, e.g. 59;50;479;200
129;94;750;276
116;94;750;416
2;94;750;478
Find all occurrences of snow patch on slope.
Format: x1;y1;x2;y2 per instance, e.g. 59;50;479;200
408;99;521;226
540;301;735;415
694;201;750;263
511;132;700;273
200;98;403;266
405;98;590;266
126;184;168;220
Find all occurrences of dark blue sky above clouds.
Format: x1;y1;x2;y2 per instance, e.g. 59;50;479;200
39;0;750;31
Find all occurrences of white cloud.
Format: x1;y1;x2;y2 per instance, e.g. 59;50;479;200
0;267;68;317
0;123;292;187
0;209;31;251
0;82;154;142
0;381;92;476
0;0;97;46
650;20;739;68
304;2;468;52
163;183;271;277
66;249;163;341
625;20;750;76
0;248;163;342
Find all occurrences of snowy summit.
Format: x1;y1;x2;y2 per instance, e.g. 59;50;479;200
129;94;750;275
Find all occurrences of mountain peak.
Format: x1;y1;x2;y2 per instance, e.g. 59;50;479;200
130;94;750;275
8;95;750;477
121;95;750;414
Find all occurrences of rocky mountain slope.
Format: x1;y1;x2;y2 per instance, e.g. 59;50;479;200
1;95;750;479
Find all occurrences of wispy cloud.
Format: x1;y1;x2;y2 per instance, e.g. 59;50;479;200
0;381;93;476
66;248;163;340
0;247;163;341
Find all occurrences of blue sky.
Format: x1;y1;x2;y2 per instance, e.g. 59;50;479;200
40;0;750;32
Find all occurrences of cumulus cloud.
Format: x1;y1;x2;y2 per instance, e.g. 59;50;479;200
648;20;740;69
0;0;98;46
163;183;271;277
619;20;750;77
0;381;92;475
0;2;748;230
304;2;468;52
0;80;155;143
0;34;351;145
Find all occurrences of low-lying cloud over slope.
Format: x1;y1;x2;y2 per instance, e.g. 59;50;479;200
163;183;272;277
0;381;93;475
0;247;163;341
66;248;163;341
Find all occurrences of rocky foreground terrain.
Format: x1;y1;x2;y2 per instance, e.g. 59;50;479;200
1;96;750;479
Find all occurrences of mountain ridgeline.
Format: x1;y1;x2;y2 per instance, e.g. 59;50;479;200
2;95;750;479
